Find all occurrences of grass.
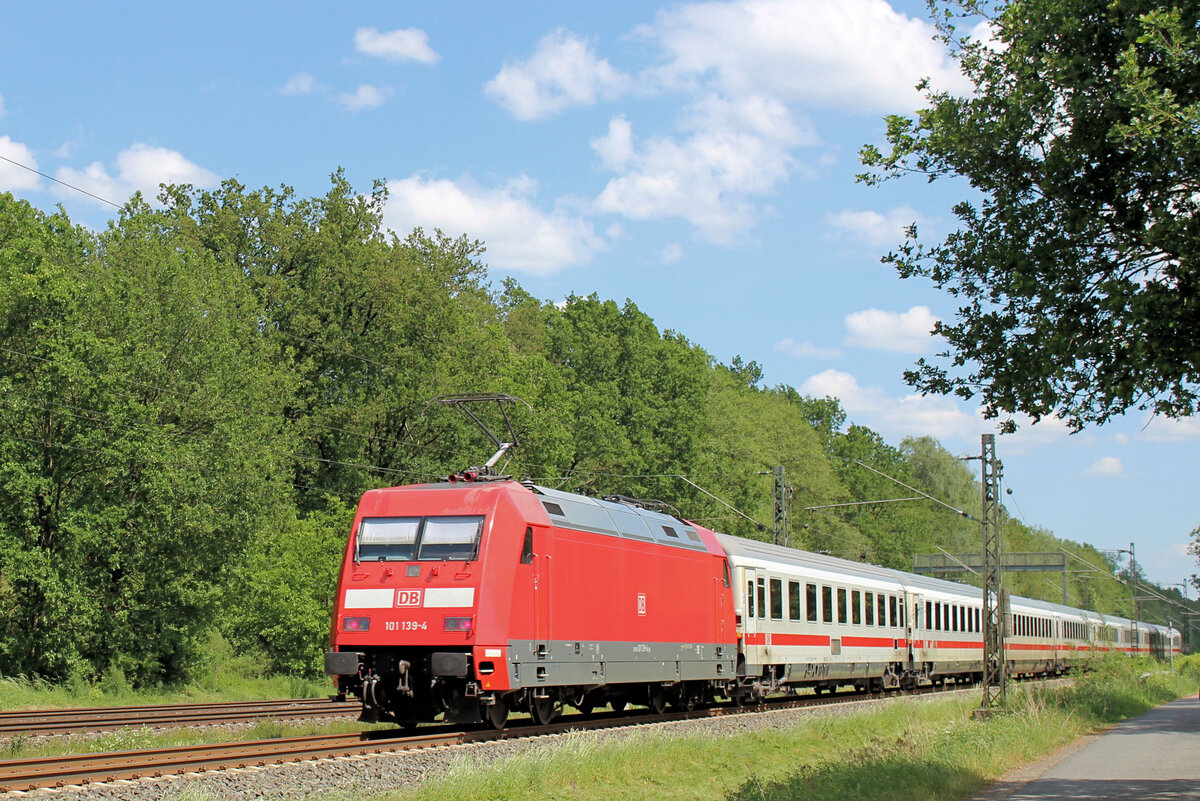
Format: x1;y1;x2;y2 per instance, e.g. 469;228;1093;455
364;654;1200;801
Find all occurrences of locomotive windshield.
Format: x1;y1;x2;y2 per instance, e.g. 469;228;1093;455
355;515;484;562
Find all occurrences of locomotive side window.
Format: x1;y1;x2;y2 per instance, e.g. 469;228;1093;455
722;561;731;587
788;581;800;621
837;588;848;624
357;517;420;561
418;516;485;561
520;527;534;565
770;578;783;620
807;583;818;623
822;586;833;623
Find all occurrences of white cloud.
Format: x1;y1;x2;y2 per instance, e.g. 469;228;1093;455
826;205;922;247
775;337;842;360
1137;414;1200;442
1085;456;1126;477
637;0;970;113
338;84;388;111
382;175;604;275
591;99;808;241
53;143;219;207
659;243;684;264
0;136;40;191
844;306;939;353
486;28;629;120
354;27;439;64
280;72;316;95
799;369;976;440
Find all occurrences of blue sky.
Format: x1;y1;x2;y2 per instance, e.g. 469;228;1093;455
2;1;1197;595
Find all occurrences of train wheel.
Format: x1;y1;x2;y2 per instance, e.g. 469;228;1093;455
485;698;508;730
610;696;628;714
530;696;558;725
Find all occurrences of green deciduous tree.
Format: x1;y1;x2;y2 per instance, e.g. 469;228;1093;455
860;0;1200;431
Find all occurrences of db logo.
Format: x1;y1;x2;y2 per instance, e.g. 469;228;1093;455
396;590;422;607
637;593;647;616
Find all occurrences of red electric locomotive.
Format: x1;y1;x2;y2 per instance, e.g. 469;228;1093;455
325;477;737;728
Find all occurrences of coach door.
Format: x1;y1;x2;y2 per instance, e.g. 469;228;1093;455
908;593;924;665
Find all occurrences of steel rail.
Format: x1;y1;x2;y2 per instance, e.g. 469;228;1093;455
0;698;359;737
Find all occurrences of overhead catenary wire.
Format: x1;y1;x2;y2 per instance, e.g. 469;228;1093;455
0;153;124;209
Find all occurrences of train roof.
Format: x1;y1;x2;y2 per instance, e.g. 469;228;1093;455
530;485;712;553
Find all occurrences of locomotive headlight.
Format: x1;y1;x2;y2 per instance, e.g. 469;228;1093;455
342;616;371;632
443;616;474;632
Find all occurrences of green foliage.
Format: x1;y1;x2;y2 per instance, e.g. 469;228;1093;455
860;0;1200;431
220;500;354;677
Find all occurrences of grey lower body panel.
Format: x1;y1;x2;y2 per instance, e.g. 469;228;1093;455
506;639;735;689
780;661;891;683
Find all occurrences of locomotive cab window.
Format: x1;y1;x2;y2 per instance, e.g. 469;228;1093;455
356;515;484;562
519;527;534;564
418;516;485;561
356;517;420;561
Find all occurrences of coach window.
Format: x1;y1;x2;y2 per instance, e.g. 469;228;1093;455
770;578;783;620
757;577;766;619
837;588;848;624
899;600;905;628
865;592;875;626
851;590;862;625
889;595;897;628
747;580;755;619
878;594;886;627
822;586;833;623
925;601;933;630
789;581;801;621
807;583;819;623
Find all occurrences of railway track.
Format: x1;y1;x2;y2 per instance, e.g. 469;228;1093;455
0;682;985;793
0;698;360;737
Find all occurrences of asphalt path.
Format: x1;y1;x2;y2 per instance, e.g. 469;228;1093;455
977;695;1200;801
